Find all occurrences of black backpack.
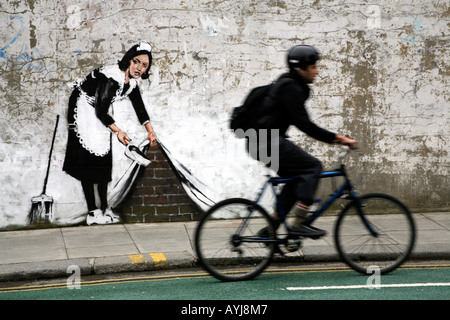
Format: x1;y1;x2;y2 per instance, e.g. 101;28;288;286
229;83;273;136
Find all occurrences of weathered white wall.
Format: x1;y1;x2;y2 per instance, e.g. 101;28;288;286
0;0;448;228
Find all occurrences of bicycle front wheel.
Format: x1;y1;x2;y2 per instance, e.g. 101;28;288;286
195;198;276;281
335;193;416;275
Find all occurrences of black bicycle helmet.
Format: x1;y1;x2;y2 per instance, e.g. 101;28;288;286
287;45;320;70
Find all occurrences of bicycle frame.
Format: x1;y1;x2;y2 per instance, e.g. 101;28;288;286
265;168;352;224
240;150;378;239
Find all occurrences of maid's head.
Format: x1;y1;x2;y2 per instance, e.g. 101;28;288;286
118;42;153;79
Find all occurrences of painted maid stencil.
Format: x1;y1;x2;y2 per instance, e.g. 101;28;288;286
63;42;157;225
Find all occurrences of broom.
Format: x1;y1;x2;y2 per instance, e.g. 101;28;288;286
28;115;60;224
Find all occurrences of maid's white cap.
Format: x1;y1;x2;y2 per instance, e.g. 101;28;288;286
137;42;152;53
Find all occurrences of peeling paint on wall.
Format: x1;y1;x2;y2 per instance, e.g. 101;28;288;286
0;0;448;228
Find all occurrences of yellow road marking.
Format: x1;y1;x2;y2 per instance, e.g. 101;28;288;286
128;253;167;268
129;254;146;264
149;252;168;267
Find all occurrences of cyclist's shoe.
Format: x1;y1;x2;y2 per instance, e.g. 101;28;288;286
288;224;326;239
274;245;285;256
257;217;281;236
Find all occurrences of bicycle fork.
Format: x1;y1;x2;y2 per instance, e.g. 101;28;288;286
352;195;379;237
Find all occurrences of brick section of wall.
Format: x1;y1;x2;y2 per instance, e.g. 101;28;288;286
118;144;202;223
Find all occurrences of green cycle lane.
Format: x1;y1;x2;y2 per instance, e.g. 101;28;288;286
1;265;449;301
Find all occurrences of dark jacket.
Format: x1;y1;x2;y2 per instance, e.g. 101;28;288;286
255;69;336;144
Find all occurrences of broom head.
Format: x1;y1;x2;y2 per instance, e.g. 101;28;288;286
29;193;53;224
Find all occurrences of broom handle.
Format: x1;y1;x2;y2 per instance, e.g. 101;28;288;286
42;115;59;194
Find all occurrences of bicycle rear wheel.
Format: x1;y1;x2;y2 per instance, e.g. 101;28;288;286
195;198;276;281
335;193;416;275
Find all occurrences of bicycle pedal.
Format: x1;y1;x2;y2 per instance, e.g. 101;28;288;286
285;238;302;252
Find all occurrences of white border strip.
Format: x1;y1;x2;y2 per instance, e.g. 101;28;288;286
286;283;450;290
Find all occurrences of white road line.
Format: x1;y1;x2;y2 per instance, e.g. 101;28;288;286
286;283;450;290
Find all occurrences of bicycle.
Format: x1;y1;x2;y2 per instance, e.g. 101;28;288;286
194;148;416;281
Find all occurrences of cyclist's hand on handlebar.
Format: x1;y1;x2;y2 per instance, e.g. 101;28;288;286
334;134;358;149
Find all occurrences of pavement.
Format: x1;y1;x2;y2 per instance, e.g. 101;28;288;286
0;212;449;282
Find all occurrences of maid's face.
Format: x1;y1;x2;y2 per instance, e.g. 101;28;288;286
128;54;149;79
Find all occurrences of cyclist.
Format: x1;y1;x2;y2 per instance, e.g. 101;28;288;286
250;45;357;238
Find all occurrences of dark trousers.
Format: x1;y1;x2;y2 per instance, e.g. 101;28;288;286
249;136;323;216
276;137;323;215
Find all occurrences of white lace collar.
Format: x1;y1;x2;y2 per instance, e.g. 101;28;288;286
99;65;138;96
